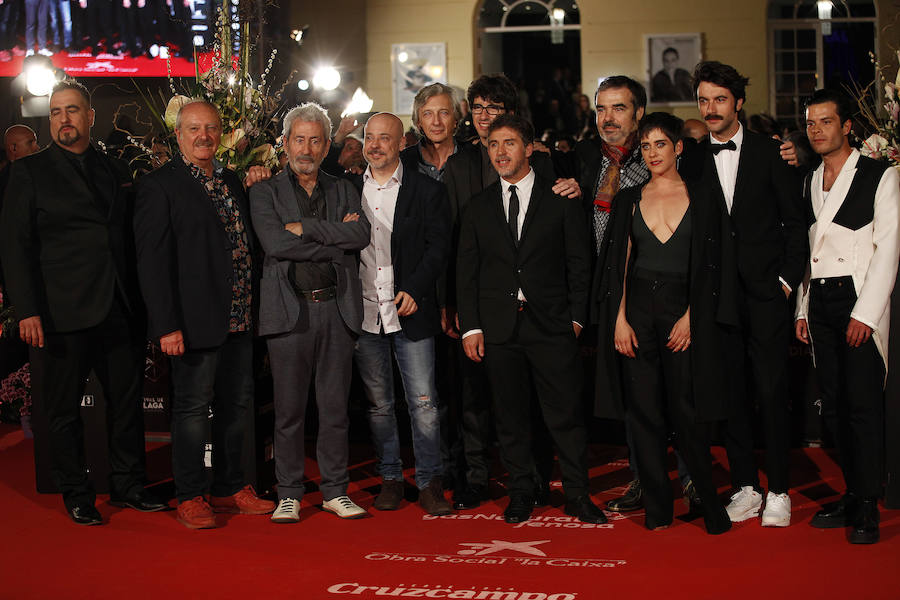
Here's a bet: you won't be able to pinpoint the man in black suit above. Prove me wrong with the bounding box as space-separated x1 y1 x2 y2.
134 100 274 529
354 112 452 516
688 61 807 527
0 80 165 524
456 113 605 525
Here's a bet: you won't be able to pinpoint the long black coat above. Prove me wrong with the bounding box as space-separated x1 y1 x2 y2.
592 181 732 422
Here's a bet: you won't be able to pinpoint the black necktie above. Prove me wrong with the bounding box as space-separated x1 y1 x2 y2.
507 185 519 244
709 140 737 155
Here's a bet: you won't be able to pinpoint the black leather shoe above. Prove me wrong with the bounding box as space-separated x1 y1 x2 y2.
606 479 642 512
110 489 169 512
504 495 534 524
565 494 608 524
68 504 103 525
453 484 488 510
682 479 703 515
533 481 551 507
849 499 879 545
810 494 856 529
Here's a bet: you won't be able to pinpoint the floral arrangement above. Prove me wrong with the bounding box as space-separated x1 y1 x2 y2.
135 0 290 179
853 51 900 169
0 363 31 423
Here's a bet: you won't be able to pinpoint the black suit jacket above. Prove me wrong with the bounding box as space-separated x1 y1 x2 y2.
682 130 807 302
133 158 255 350
456 174 591 344
0 143 140 333
388 165 451 341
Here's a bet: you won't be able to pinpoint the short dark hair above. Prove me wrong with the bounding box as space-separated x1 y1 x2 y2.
51 79 91 106
595 76 647 112
637 112 684 146
804 88 855 126
663 47 679 58
487 113 534 146
467 74 519 114
692 61 749 102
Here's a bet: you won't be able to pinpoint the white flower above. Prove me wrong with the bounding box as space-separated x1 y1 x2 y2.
860 134 889 159
250 143 276 166
164 95 193 130
219 128 246 151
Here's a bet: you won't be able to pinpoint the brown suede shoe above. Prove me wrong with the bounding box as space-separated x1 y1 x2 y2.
418 479 453 516
177 496 217 529
209 485 275 515
373 480 405 511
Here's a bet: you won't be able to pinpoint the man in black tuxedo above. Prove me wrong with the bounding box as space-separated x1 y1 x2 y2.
456 113 605 525
134 100 274 529
688 61 807 527
0 80 165 524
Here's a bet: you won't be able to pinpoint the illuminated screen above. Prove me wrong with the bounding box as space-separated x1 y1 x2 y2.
0 0 224 78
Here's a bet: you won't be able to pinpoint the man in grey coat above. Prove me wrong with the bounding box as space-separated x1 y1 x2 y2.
250 102 371 523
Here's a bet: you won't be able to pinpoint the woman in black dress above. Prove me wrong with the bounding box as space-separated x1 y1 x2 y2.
595 112 732 534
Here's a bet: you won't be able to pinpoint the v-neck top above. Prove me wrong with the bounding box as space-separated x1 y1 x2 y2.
631 199 691 275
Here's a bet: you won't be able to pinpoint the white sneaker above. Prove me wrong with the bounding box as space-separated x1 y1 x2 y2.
322 495 368 519
38 48 53 57
271 498 300 523
761 492 791 527
25 49 35 57
725 486 763 522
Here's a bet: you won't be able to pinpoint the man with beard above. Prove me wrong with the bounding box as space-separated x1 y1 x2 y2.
134 100 275 529
687 61 806 527
1 80 166 524
250 103 371 524
354 112 453 516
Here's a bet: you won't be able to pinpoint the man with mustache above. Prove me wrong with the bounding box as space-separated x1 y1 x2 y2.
354 112 453 515
250 103 371 524
134 100 275 529
687 61 807 527
1 80 166 524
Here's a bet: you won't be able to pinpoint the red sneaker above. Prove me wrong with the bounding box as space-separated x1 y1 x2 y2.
210 485 275 515
176 497 217 529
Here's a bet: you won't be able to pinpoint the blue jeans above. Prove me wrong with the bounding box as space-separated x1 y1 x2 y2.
49 0 72 48
355 330 441 490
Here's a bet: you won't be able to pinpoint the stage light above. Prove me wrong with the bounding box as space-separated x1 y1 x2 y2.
25 63 57 97
341 88 373 118
313 67 341 91
298 79 310 91
397 51 409 63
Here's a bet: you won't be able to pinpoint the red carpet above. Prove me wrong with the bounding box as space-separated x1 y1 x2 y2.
0 424 897 600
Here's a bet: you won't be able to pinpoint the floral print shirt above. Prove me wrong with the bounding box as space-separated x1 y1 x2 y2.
183 156 252 332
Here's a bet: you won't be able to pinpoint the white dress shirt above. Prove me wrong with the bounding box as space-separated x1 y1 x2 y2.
710 123 743 215
360 162 403 334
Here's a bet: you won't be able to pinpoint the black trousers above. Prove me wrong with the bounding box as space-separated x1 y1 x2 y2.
808 277 885 499
623 273 729 532
29 296 146 509
724 287 792 494
483 307 589 500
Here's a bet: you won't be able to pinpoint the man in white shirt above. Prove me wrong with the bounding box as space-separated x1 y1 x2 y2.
795 89 900 544
354 112 453 515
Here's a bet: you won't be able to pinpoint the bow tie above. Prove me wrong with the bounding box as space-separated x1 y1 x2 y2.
709 140 737 155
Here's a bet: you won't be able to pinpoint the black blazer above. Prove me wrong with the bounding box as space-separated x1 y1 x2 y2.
0 143 140 333
592 183 731 421
456 174 591 343
389 165 451 341
681 130 807 301
133 158 255 350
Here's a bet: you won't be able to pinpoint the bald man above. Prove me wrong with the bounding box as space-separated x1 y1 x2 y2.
353 112 453 516
682 119 708 142
1 126 39 231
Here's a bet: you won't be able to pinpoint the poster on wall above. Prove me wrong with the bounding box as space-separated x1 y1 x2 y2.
391 43 447 115
645 33 702 105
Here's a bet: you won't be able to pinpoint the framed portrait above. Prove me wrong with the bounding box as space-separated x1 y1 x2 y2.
391 43 447 115
644 33 702 106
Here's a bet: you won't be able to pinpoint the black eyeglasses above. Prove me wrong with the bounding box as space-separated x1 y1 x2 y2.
471 104 505 116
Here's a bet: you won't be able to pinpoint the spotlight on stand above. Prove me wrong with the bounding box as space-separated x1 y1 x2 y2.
297 79 310 91
313 66 341 91
12 55 65 117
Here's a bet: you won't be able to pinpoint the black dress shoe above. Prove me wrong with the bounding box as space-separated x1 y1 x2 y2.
564 494 607 524
110 489 169 512
504 495 534 524
606 479 643 512
453 484 488 510
533 482 551 507
849 499 879 545
810 494 856 529
682 479 703 515
68 504 103 525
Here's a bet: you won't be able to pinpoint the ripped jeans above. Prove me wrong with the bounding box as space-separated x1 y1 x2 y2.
355 330 442 489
